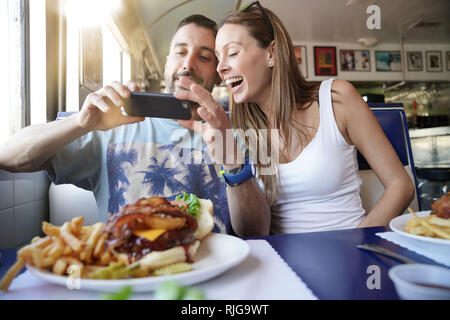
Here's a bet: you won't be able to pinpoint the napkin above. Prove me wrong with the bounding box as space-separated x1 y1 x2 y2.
0 240 317 300
199 239 317 300
376 232 450 267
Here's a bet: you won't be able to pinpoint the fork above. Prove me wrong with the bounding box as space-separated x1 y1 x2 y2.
357 243 417 264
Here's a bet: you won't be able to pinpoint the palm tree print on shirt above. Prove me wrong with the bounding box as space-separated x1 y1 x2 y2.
107 144 137 214
136 155 185 195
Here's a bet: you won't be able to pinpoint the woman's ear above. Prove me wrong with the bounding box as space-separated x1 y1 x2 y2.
267 40 275 68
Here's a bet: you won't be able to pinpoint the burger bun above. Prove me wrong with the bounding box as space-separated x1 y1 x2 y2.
194 199 214 240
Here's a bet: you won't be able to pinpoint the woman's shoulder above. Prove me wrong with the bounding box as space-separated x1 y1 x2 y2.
330 80 360 105
328 79 371 141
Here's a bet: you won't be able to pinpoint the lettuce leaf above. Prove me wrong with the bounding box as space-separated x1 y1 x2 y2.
175 192 200 217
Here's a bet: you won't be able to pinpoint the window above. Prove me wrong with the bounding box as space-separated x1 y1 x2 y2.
0 0 28 144
65 0 130 111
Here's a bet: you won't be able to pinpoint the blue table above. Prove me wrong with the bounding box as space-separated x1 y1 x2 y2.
0 226 444 299
251 226 444 300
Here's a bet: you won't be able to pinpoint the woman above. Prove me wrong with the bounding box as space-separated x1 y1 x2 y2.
175 2 415 236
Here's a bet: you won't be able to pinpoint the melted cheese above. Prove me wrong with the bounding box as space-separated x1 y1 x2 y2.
133 229 167 242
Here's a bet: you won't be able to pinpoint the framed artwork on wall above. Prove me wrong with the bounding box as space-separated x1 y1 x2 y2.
314 46 337 76
339 49 370 71
293 46 308 78
375 51 402 72
426 51 442 72
406 51 423 72
446 51 450 71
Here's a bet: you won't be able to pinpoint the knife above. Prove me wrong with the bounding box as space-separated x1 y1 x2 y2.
357 243 417 264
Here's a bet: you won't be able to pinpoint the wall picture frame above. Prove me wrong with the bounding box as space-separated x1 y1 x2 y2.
314 46 337 76
406 51 423 72
375 51 402 72
426 51 442 72
293 46 308 78
339 49 370 71
446 51 450 71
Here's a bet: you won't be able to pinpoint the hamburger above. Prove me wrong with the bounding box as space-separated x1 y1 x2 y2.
103 193 214 274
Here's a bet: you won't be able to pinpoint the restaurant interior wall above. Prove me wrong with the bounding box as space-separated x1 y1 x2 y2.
294 41 450 82
0 170 49 249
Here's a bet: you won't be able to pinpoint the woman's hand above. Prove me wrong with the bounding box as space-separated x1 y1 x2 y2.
77 81 145 132
175 77 242 168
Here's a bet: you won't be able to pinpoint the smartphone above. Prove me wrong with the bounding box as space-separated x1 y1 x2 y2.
123 92 192 120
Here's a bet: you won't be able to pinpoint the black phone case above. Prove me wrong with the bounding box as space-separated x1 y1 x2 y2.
123 92 192 120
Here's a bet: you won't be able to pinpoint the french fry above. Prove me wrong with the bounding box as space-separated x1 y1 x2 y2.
42 221 60 237
93 233 107 258
408 207 450 240
407 219 420 228
60 222 84 252
429 216 450 228
31 248 45 268
71 216 84 236
64 257 84 275
0 258 26 291
42 239 56 256
62 245 73 256
52 258 68 275
80 223 103 262
44 238 65 266
80 227 93 243
17 236 52 260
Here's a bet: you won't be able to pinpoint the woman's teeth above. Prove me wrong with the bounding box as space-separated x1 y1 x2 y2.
225 76 244 87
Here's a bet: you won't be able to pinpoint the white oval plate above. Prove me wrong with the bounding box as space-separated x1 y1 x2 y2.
27 233 249 292
389 211 450 246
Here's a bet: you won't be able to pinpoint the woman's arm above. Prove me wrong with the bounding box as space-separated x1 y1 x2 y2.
331 80 415 227
225 178 271 237
175 77 271 236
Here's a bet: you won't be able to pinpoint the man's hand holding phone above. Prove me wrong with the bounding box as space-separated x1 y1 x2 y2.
77 81 145 132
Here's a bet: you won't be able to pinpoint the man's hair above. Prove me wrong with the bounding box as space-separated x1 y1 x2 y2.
176 14 218 37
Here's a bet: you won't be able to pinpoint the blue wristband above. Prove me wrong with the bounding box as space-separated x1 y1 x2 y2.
220 157 254 187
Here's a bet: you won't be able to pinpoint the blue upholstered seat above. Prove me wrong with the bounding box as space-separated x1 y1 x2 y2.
358 103 420 213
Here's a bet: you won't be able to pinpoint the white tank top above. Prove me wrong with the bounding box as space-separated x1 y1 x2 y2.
270 79 365 234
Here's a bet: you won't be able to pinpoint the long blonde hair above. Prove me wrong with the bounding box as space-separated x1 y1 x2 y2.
220 7 319 205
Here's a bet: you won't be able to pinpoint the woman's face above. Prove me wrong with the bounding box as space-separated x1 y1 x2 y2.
215 23 273 106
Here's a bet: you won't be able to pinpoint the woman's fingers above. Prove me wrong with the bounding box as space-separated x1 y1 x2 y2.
175 77 229 129
124 80 140 93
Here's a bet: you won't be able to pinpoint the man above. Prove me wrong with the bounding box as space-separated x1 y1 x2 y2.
0 15 231 234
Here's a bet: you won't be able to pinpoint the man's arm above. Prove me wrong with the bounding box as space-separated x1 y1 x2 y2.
0 81 144 173
0 115 89 172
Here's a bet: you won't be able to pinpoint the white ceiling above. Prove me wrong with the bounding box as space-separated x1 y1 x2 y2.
135 0 450 75
259 0 450 44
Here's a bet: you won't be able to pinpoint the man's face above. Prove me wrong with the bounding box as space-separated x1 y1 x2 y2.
164 23 218 95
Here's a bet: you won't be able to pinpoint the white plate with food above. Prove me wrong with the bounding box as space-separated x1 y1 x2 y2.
26 232 249 292
389 211 450 246
0 195 248 293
